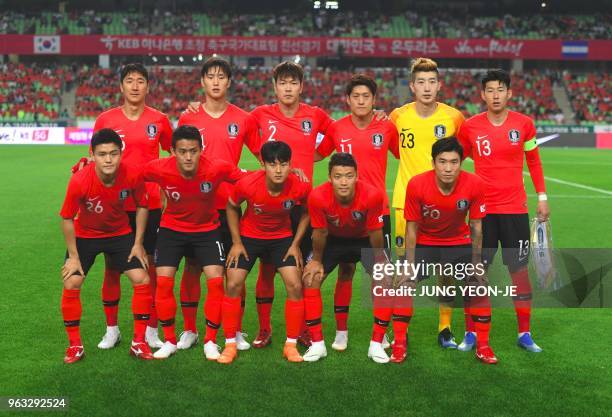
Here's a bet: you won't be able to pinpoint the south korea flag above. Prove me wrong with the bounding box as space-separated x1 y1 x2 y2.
34 36 61 54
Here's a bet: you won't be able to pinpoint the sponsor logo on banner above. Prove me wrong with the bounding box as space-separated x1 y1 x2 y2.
34 36 61 54
65 128 94 145
0 127 64 145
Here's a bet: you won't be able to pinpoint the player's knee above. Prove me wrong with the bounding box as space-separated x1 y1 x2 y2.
63 275 84 290
128 269 149 286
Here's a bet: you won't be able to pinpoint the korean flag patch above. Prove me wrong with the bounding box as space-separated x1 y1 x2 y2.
200 182 212 193
508 129 520 144
282 199 295 210
434 124 446 139
351 210 364 221
146 123 158 139
301 119 313 134
372 133 383 148
119 189 130 200
456 199 469 210
228 123 239 138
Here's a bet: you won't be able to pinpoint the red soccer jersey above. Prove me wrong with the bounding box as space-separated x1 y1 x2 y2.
250 103 333 181
404 170 486 245
93 106 172 211
142 155 246 233
457 111 545 214
231 171 311 239
178 104 261 210
317 115 399 215
308 181 384 239
60 163 147 239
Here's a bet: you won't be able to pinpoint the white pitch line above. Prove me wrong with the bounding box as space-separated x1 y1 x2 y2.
523 171 612 196
527 194 612 199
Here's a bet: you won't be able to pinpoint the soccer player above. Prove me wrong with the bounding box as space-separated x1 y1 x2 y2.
316 74 399 351
248 61 334 348
457 69 550 353
141 125 247 359
176 57 261 351
60 129 153 363
390 58 465 348
302 153 398 364
218 141 310 364
91 63 172 350
404 138 496 364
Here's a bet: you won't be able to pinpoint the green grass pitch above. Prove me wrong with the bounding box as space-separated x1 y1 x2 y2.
1 145 611 417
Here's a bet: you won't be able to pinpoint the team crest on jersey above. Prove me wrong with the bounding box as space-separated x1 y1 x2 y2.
119 189 130 200
282 199 295 210
372 133 384 148
508 129 521 144
200 182 213 193
434 124 446 139
351 210 364 221
146 124 158 139
456 199 469 210
227 123 239 138
301 119 313 134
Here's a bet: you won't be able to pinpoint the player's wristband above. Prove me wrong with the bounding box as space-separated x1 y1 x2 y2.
538 194 548 201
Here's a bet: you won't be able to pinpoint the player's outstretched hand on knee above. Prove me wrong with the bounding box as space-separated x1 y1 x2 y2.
226 243 249 269
128 243 149 270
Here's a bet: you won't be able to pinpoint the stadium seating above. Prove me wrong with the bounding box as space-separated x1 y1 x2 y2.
564 72 611 124
1 11 609 39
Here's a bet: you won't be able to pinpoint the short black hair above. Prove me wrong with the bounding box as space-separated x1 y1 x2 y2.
273 61 304 83
431 137 463 161
261 140 292 164
345 73 377 96
328 152 357 175
172 125 203 149
120 63 149 83
201 57 232 79
481 69 511 89
91 128 122 152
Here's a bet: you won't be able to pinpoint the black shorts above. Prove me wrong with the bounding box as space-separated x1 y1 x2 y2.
66 233 144 277
233 236 297 271
414 244 472 280
184 209 235 260
482 214 530 271
290 205 312 263
127 209 161 255
322 236 375 275
154 227 226 269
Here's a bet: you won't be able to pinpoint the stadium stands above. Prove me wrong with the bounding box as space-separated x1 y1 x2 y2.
1 11 610 39
564 72 611 124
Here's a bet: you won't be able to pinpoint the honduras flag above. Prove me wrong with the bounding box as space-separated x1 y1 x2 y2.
562 41 588 59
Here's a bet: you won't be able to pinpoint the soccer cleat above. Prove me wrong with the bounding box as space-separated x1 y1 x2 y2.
235 332 251 351
283 342 303 362
252 329 272 349
331 330 348 351
176 331 199 350
438 327 458 349
63 345 85 364
145 326 164 349
382 333 391 349
476 345 498 364
517 333 543 353
97 326 121 349
203 341 221 360
367 341 390 364
130 341 154 360
303 341 327 362
217 343 237 364
457 331 477 352
390 341 407 363
153 341 177 359
297 327 312 348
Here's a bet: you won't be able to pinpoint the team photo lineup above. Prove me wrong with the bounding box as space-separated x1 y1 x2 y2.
59 56 551 367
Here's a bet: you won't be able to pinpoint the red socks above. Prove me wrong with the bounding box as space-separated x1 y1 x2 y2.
101 269 121 326
510 267 532 333
471 306 492 348
372 307 392 343
303 288 323 342
285 299 305 340
255 262 275 333
61 288 82 346
334 279 352 331
180 269 201 333
392 306 413 344
204 277 224 343
221 295 241 340
156 276 177 344
132 283 152 343
147 265 158 328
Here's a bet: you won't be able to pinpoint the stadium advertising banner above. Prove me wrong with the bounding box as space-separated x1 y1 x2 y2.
1 35 611 60
0 127 64 145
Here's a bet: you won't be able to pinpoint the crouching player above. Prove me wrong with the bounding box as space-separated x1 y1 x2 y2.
302 153 397 363
218 141 310 364
142 125 247 359
60 128 153 363
404 138 496 364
